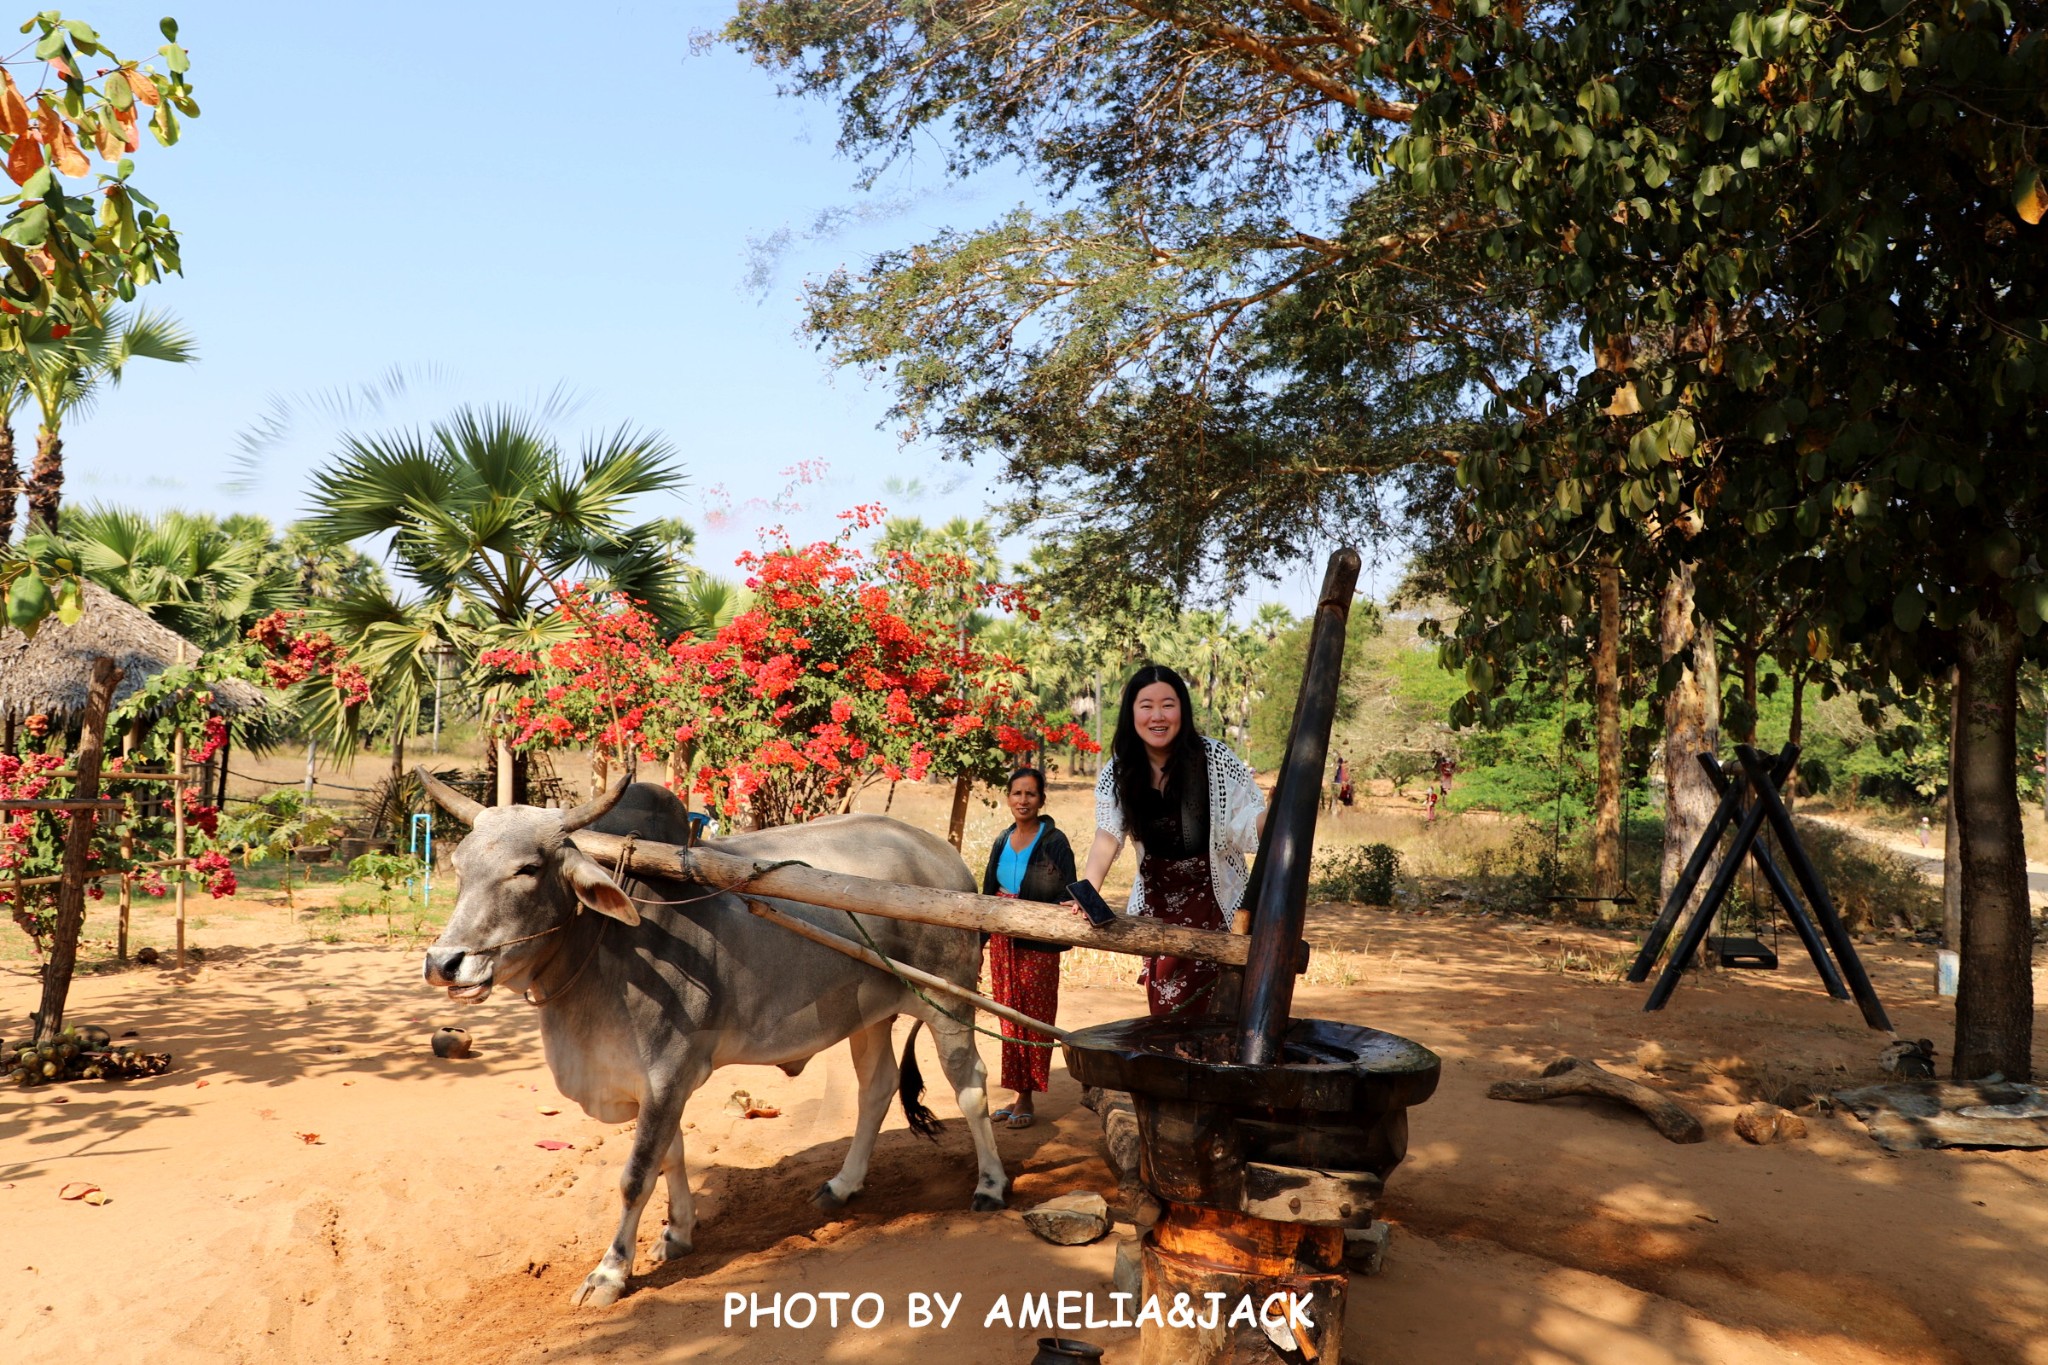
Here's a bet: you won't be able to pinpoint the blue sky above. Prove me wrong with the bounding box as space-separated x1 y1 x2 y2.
51 1 1359 614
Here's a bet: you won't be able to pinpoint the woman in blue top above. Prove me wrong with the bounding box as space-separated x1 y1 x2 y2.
978 766 1076 1129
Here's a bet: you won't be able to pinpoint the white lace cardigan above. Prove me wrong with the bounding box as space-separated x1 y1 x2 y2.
1093 737 1265 916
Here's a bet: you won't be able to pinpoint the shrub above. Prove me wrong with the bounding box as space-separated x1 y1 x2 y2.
1312 843 1401 905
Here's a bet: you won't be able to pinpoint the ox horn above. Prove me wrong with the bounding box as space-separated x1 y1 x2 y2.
558 772 631 833
414 766 486 825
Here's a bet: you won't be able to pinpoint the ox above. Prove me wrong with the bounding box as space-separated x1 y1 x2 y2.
417 772 1009 1307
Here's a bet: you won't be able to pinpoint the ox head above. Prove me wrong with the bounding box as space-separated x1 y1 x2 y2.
417 769 639 1001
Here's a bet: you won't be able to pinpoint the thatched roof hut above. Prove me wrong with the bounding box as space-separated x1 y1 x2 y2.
0 581 267 728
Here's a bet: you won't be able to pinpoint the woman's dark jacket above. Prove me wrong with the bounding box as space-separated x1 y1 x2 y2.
980 816 1078 955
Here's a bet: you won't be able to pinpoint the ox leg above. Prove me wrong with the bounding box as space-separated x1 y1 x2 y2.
923 1008 1009 1212
651 1126 695 1263
814 1018 897 1212
572 1057 707 1308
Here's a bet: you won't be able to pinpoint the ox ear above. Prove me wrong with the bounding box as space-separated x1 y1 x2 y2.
559 847 641 926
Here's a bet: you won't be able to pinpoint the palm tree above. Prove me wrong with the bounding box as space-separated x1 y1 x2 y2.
20 309 198 531
302 406 690 800
0 371 26 546
61 506 300 649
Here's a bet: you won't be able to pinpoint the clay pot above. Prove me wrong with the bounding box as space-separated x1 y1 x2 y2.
431 1027 472 1059
1031 1340 1103 1365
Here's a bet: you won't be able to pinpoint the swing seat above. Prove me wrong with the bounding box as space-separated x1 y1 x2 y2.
1708 936 1778 970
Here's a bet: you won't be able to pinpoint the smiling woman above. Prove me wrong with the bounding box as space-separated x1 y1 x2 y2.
1076 664 1264 1018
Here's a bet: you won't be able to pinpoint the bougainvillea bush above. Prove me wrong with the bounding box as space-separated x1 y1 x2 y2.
482 508 1095 828
2 661 244 956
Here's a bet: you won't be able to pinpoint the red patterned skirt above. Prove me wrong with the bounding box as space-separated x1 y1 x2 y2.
1137 853 1226 1017
988 931 1061 1094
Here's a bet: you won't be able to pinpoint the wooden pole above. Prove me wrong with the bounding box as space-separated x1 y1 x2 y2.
173 723 186 972
33 656 122 1044
744 899 1075 1043
567 827 1277 969
1237 549 1358 1066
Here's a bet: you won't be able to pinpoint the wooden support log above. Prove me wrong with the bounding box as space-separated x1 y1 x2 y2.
34 656 122 1044
1486 1056 1705 1144
569 829 1284 970
742 898 1075 1043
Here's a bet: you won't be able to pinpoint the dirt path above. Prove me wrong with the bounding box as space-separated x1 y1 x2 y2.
1805 812 2048 907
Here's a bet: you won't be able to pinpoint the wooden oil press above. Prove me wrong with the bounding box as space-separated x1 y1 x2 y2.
558 548 1436 1362
1059 550 1439 1363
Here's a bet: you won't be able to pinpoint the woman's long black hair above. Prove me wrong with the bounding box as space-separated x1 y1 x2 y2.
1111 663 1209 844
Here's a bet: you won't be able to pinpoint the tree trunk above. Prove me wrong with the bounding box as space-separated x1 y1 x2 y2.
389 730 407 836
215 731 232 808
303 738 317 794
1591 563 1623 898
1739 646 1759 745
1659 565 1721 924
946 773 972 850
34 656 121 1044
1789 665 1806 748
1951 620 2033 1081
24 427 63 532
1944 674 1963 953
0 420 19 545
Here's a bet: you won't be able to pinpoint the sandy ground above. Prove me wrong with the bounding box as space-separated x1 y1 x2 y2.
6 882 2048 1365
6 758 2048 1364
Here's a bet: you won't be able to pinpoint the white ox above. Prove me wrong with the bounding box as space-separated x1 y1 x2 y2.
417 772 1009 1307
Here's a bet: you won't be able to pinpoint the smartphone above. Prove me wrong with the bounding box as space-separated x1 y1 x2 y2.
1067 880 1119 928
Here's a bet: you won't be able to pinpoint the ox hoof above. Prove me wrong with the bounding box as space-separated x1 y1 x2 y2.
653 1228 693 1263
971 1192 1007 1213
571 1270 627 1308
812 1181 851 1212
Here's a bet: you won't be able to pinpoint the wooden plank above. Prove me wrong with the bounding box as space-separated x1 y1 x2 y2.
569 829 1272 969
1238 1161 1383 1228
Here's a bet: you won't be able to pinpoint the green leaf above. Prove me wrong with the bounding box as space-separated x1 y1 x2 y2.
6 570 50 632
105 71 132 110
20 166 50 199
160 42 189 74
54 579 82 626
34 27 64 60
2 203 51 246
160 16 179 40
1891 586 1924 632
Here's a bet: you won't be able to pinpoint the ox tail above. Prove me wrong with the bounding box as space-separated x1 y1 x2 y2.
898 1020 944 1141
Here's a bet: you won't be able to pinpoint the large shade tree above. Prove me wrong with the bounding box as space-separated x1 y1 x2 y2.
724 2 1566 602
1360 0 2048 1077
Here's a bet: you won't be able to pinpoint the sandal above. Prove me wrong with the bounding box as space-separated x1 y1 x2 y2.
990 1107 1016 1123
1005 1111 1036 1130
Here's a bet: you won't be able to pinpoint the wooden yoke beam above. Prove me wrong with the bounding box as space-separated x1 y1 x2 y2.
568 829 1292 971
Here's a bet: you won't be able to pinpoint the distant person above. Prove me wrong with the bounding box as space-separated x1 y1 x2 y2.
1335 753 1355 808
1074 664 1265 1017
980 766 1075 1129
1919 815 1931 849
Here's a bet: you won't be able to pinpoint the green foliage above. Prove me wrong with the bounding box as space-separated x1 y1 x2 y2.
297 405 692 755
1247 607 1380 770
345 852 418 892
1311 843 1400 906
222 789 344 909
1363 0 2048 717
59 506 298 648
725 4 1555 602
0 14 196 324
